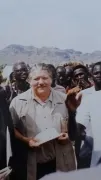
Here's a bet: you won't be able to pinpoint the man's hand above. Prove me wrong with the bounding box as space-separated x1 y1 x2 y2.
58 133 69 144
28 138 40 147
58 133 68 140
22 136 40 147
66 86 82 111
14 129 40 147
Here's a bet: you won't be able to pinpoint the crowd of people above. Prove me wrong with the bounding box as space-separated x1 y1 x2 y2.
0 60 101 180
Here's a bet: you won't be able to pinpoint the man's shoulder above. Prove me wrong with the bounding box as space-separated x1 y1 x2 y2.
52 88 67 101
10 89 31 105
81 86 95 96
54 84 66 93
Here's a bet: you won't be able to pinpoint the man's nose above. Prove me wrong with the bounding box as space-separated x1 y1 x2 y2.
60 76 63 80
22 71 26 75
97 72 101 77
78 75 82 79
38 78 44 84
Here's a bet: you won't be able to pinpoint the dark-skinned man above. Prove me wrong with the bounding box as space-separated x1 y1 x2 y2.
0 86 15 178
5 62 30 180
65 66 74 93
47 64 66 93
73 64 92 90
56 66 67 89
5 61 30 104
72 65 94 169
76 61 101 167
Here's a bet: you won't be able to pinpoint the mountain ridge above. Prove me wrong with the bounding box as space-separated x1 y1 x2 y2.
0 44 101 65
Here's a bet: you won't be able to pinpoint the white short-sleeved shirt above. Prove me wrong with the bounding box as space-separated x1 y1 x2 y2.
76 89 101 166
40 165 101 180
77 86 94 136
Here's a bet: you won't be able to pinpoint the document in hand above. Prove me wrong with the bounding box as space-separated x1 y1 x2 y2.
0 167 12 180
35 128 62 145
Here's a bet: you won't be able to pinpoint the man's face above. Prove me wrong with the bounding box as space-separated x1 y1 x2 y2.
56 68 66 86
93 64 101 84
65 67 72 86
14 64 28 81
30 70 52 96
73 68 86 85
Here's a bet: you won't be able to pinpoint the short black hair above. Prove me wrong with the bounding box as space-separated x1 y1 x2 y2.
13 61 27 71
92 61 101 73
47 64 56 79
56 66 66 73
73 64 89 74
65 66 73 73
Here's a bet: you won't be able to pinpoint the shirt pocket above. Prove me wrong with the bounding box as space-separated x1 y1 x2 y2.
52 113 68 133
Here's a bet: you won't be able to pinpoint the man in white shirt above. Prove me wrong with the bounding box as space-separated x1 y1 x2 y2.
76 61 101 167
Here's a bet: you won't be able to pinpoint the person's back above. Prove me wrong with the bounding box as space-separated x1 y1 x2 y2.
40 165 101 180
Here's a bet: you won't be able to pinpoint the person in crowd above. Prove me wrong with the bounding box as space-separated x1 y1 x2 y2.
73 64 92 90
4 62 30 179
0 71 3 84
47 64 66 93
9 63 81 180
40 165 101 180
56 66 67 88
5 61 30 104
65 66 74 92
9 72 16 84
88 65 93 85
74 65 94 169
76 61 101 167
0 85 15 173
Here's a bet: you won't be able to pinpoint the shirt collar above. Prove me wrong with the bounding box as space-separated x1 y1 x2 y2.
31 88 53 103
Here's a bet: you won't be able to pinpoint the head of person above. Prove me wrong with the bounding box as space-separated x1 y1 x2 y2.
9 72 15 84
88 65 93 75
65 66 73 87
56 66 66 87
13 62 28 82
73 64 90 89
29 63 52 99
47 64 56 87
0 71 3 84
92 61 101 89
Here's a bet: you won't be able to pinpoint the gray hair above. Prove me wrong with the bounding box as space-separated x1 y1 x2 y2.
29 63 53 81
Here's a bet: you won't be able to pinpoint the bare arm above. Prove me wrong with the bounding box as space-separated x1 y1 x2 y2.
14 128 29 144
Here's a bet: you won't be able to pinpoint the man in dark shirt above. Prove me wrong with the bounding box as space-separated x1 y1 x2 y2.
5 62 30 103
0 86 15 170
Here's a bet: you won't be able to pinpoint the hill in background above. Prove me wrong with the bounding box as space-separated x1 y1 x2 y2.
0 44 101 65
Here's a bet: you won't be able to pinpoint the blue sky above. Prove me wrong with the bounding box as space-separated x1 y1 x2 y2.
0 0 101 52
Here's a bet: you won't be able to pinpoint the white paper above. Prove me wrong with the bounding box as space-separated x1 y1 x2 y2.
6 127 12 166
35 128 62 145
0 167 12 179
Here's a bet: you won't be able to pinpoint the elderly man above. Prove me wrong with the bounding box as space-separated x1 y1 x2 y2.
9 63 80 180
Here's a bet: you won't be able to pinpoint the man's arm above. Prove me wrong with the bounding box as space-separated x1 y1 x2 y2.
68 109 77 141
